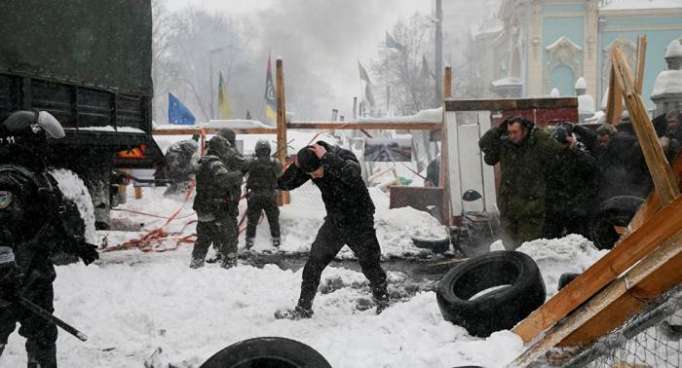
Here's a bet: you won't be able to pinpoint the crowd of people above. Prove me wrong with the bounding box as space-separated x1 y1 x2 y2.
189 128 389 319
479 111 682 250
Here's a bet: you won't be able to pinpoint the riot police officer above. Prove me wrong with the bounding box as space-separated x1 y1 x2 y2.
0 110 99 368
244 140 282 249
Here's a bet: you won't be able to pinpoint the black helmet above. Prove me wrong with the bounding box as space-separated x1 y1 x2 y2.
255 140 271 157
2 110 65 139
297 146 321 173
218 128 237 145
206 135 231 161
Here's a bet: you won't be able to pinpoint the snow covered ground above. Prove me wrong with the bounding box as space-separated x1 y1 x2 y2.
1 184 607 367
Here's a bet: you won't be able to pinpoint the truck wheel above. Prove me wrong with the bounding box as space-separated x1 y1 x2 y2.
590 196 644 250
199 337 332 368
436 251 546 337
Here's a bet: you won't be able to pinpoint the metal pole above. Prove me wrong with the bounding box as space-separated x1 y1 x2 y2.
435 0 444 105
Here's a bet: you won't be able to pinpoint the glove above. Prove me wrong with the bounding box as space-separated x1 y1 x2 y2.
0 247 21 303
77 242 99 266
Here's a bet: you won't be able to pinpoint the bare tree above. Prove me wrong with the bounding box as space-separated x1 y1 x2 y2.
371 13 436 115
152 2 255 123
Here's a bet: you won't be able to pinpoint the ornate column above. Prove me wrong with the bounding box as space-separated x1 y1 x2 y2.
583 0 600 97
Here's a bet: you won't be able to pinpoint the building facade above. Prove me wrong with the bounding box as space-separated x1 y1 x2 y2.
467 0 682 106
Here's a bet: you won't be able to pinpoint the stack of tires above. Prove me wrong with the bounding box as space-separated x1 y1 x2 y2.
436 251 546 337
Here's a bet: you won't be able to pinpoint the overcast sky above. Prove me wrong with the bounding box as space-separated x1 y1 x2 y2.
164 0 435 119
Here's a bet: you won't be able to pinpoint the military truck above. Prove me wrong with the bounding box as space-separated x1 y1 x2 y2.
0 0 162 228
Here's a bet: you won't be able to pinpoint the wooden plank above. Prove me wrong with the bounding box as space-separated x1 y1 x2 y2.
635 35 648 95
561 247 682 347
606 66 624 125
625 153 682 235
444 97 578 112
612 46 680 204
276 58 290 205
440 66 453 225
509 198 682 366
153 127 278 135
513 194 682 343
286 121 440 130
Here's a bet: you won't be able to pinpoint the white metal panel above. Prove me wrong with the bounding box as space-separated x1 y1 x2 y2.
458 123 485 213
445 110 462 216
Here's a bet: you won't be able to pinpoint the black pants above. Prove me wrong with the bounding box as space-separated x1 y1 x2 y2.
0 276 58 368
544 209 591 239
297 219 388 310
246 192 280 239
193 216 237 260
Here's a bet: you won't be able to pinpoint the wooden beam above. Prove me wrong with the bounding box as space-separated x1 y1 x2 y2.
612 46 680 204
510 197 682 366
286 121 440 130
635 35 648 95
276 58 290 205
153 127 277 135
440 66 453 225
605 66 624 125
561 240 682 347
625 153 682 235
444 97 577 112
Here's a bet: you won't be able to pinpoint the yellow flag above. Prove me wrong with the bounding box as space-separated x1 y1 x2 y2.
218 72 232 119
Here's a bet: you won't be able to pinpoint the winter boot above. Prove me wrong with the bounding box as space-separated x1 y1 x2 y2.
206 253 224 264
274 305 314 320
245 238 255 250
189 257 205 269
272 237 281 248
375 296 390 315
221 253 238 269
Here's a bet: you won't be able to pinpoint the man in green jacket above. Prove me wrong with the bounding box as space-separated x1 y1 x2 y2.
479 116 565 250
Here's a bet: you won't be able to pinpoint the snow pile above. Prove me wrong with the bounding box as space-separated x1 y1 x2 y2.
2 254 524 367
516 235 607 296
49 169 97 244
651 70 682 98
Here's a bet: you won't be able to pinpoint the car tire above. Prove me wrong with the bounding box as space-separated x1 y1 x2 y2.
436 251 546 337
412 237 451 254
200 337 332 368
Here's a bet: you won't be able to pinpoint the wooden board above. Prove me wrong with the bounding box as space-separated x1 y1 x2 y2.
444 97 577 112
286 121 440 130
153 127 278 135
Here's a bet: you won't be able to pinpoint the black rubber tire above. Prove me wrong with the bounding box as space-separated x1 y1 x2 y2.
200 337 332 368
436 251 546 337
412 237 451 254
590 195 644 250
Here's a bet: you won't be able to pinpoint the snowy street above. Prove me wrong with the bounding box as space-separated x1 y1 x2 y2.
2 185 605 367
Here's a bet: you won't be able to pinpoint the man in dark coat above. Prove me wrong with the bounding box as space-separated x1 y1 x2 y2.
244 140 282 249
191 135 242 269
275 142 389 319
544 124 599 239
479 116 565 249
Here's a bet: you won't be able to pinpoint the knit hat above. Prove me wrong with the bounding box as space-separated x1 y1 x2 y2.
297 147 321 173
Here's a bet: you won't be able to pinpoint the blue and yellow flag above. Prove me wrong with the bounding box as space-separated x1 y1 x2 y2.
218 71 232 119
264 54 277 123
168 93 196 125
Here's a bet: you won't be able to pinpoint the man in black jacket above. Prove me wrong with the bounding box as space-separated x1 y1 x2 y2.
275 142 388 319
